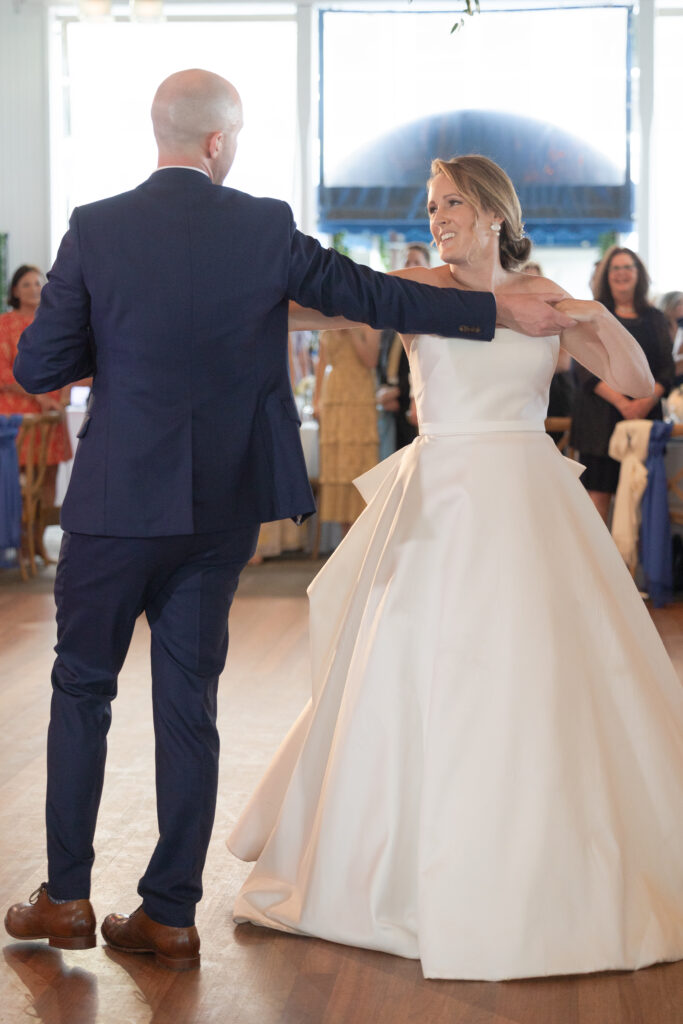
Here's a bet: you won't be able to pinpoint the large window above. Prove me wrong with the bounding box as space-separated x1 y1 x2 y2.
43 1 680 294
49 13 297 249
319 5 632 246
652 9 683 290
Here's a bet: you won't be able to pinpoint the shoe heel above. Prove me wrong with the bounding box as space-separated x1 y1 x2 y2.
154 951 200 971
49 934 97 950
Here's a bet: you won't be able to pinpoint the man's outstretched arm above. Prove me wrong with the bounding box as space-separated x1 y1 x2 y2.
287 229 496 342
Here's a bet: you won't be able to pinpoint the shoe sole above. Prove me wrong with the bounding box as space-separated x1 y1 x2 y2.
102 932 200 971
49 934 97 950
154 951 200 971
5 924 96 950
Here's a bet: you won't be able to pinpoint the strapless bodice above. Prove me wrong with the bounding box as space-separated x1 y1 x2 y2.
411 330 559 434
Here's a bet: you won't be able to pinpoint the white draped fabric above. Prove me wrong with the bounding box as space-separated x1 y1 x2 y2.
229 330 683 981
608 418 653 571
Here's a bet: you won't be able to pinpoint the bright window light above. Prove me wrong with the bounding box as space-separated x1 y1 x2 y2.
53 18 297 242
322 8 628 187
652 14 683 291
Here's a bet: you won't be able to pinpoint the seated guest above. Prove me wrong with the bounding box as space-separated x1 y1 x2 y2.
658 291 683 343
0 266 72 534
658 291 683 383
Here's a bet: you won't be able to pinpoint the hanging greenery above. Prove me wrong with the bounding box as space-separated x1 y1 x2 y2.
451 0 481 34
407 0 481 35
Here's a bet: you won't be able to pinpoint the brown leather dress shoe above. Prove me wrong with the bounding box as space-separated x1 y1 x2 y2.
5 883 96 950
101 907 200 971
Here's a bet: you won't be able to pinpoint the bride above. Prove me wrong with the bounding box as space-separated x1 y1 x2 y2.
228 155 683 981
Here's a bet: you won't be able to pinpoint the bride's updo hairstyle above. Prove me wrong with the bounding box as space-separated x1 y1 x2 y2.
430 155 532 270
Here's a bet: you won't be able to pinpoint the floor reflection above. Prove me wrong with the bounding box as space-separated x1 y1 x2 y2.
4 945 98 1024
102 946 202 1024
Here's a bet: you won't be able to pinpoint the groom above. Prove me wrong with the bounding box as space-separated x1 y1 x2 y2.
4 69 572 970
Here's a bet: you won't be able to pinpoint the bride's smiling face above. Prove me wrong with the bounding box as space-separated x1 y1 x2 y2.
427 173 498 266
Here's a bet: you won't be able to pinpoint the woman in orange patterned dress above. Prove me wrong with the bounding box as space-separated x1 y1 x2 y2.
0 265 71 514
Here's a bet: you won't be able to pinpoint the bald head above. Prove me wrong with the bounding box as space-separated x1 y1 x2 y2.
152 69 243 182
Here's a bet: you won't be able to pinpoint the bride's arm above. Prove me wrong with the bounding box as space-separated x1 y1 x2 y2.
553 298 654 398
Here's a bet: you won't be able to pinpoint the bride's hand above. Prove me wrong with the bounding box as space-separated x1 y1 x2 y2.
553 298 605 323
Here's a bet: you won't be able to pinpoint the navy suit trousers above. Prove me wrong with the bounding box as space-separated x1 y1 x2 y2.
47 526 258 927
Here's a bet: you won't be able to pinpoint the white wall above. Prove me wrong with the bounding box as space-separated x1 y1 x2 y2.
0 0 51 283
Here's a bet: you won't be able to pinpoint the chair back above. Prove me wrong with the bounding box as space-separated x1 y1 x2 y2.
544 416 576 458
14 411 62 578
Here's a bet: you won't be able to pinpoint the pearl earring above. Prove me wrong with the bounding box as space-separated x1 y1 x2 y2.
491 222 501 234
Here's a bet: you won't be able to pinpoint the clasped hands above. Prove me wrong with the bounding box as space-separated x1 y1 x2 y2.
495 291 580 338
615 394 658 421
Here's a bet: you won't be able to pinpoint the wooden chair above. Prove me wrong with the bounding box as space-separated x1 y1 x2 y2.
544 416 576 458
15 411 62 578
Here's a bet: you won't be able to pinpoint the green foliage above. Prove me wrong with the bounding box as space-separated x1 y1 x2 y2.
377 234 390 271
331 231 352 259
597 231 617 256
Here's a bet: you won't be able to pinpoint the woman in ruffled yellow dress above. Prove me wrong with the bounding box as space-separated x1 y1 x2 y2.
314 325 380 536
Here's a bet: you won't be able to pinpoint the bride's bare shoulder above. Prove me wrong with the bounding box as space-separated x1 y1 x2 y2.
505 271 571 299
389 265 450 287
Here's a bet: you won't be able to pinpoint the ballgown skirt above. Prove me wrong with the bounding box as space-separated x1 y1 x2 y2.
229 426 683 981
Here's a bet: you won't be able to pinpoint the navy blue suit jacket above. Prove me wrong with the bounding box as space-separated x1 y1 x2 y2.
15 169 496 537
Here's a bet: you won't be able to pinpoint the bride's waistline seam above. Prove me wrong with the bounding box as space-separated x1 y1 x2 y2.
419 421 547 437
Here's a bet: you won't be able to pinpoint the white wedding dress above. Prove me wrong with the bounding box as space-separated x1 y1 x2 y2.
228 330 683 981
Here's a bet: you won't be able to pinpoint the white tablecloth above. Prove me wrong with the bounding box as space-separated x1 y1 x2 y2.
55 406 86 507
300 419 319 479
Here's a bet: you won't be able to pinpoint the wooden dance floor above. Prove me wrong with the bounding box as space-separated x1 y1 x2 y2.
1 544 682 1024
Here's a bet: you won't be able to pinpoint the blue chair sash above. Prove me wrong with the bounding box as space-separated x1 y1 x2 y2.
640 419 674 607
0 414 23 563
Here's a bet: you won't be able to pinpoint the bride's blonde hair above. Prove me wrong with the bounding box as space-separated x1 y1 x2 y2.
430 155 531 270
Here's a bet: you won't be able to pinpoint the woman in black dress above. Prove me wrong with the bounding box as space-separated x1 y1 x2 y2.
570 246 674 522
